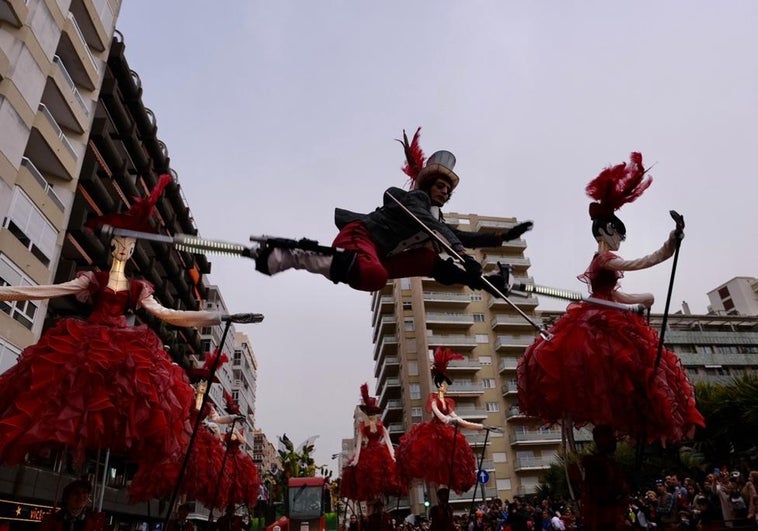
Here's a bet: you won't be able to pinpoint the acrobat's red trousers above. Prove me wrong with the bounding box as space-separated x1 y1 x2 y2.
332 221 437 292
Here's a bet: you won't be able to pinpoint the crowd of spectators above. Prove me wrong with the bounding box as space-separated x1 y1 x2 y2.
346 466 758 531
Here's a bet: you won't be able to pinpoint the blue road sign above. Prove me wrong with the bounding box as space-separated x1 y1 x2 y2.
477 469 490 484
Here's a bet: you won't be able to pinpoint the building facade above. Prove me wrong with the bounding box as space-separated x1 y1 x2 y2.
370 212 579 514
707 276 758 316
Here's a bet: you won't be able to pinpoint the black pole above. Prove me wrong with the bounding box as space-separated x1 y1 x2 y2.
447 422 460 489
209 419 240 523
469 429 491 515
654 211 685 371
164 318 235 528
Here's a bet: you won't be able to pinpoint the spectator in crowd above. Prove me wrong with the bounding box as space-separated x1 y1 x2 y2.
743 470 758 524
40 479 105 531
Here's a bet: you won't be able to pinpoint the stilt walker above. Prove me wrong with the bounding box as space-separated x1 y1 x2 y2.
341 383 405 503
0 175 224 472
396 348 497 494
514 153 705 530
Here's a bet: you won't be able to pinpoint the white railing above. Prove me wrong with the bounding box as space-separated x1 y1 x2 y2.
21 157 64 212
38 103 76 158
53 55 89 116
67 13 97 71
426 312 475 323
427 334 477 346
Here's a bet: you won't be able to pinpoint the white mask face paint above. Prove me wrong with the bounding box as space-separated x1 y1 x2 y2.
111 236 136 261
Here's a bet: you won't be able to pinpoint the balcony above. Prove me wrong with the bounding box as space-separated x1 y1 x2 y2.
371 293 394 316
372 316 397 343
387 423 405 435
59 13 98 89
494 335 534 351
454 406 488 421
473 219 515 232
489 294 539 312
376 356 399 385
426 334 478 350
372 333 398 362
505 407 532 421
447 358 482 372
44 55 89 133
491 313 541 329
423 291 472 307
513 456 556 472
26 104 77 180
464 432 490 446
446 383 484 397
510 429 561 444
69 0 111 51
501 381 518 396
378 377 401 406
498 357 520 373
425 312 475 329
0 0 28 27
20 158 66 221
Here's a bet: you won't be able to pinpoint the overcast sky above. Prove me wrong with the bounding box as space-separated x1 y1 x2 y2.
116 1 757 472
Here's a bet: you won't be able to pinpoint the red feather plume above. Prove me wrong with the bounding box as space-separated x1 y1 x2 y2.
586 152 652 219
360 383 371 405
432 347 464 376
224 390 240 414
397 127 425 183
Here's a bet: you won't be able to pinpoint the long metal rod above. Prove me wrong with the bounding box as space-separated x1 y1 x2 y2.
654 212 685 370
512 284 645 313
469 428 491 515
164 319 235 528
97 449 110 512
384 191 551 339
209 418 240 521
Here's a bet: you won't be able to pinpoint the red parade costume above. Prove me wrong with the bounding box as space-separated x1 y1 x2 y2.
395 349 482 494
517 153 704 444
341 384 404 501
0 270 199 464
0 175 221 466
395 394 476 494
220 433 260 508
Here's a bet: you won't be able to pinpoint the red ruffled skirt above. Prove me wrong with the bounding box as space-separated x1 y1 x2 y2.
221 444 260 508
0 318 194 465
340 465 358 499
517 302 705 443
395 420 476 494
129 424 228 507
347 442 405 500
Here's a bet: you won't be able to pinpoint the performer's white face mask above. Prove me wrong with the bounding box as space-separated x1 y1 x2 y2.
111 236 136 261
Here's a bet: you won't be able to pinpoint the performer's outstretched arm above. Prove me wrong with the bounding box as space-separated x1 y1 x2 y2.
381 425 395 460
0 275 90 301
139 290 221 327
604 230 680 272
349 426 364 466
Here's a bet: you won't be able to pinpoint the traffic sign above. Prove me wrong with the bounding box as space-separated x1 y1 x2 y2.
477 470 490 484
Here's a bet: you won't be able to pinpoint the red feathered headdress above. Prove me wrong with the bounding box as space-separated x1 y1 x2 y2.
586 152 652 220
397 127 460 192
85 174 173 233
358 383 382 415
187 350 229 383
431 347 464 386
224 389 240 415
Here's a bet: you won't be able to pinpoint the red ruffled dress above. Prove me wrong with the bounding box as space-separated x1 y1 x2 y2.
341 420 405 501
395 394 476 494
517 252 705 443
0 271 194 465
220 435 260 508
129 406 228 507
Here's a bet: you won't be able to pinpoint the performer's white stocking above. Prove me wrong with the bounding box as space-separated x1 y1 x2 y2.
265 248 333 279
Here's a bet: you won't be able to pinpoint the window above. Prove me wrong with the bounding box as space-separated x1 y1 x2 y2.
201 327 212 335
485 401 499 412
475 334 489 344
0 337 21 374
473 313 485 322
479 356 492 366
400 278 411 290
407 361 419 376
404 318 415 332
493 452 507 463
402 302 412 311
411 407 423 423
718 286 730 298
200 339 212 353
723 298 735 311
482 378 496 389
406 339 417 353
496 479 511 491
233 349 242 364
3 188 58 266
409 383 421 400
470 293 482 301
0 254 40 330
